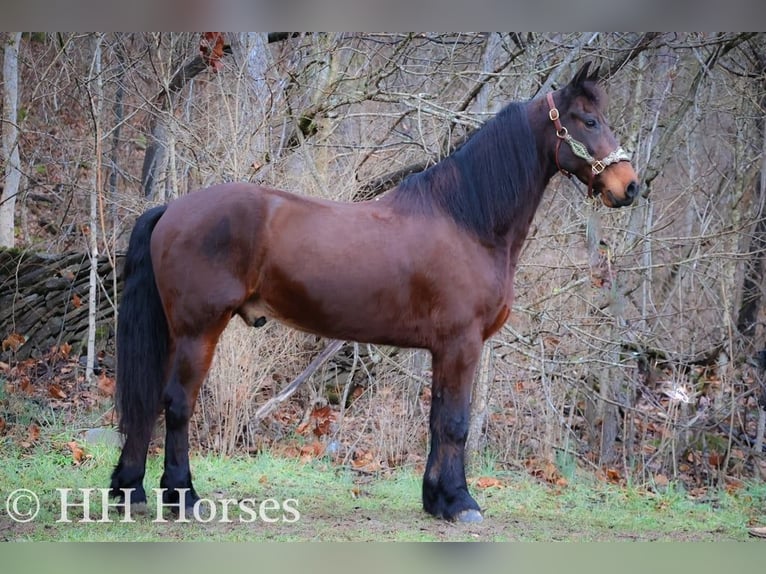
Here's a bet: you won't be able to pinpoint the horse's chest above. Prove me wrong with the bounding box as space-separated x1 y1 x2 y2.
482 304 511 340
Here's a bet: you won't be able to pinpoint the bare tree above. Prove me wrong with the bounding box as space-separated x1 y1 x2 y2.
85 33 103 382
736 41 766 351
140 33 231 199
4 32 766 483
1 32 22 248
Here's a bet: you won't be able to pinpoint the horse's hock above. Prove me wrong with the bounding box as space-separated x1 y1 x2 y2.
0 248 125 361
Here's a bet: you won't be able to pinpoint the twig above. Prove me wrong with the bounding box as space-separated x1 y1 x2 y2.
253 338 344 422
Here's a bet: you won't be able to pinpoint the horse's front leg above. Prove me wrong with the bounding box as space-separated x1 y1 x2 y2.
422 337 483 523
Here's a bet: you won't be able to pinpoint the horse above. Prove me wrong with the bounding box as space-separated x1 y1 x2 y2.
110 62 639 523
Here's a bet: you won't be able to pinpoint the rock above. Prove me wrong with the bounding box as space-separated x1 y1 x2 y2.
83 427 124 447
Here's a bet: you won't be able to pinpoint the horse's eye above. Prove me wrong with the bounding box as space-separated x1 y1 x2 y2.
585 119 598 129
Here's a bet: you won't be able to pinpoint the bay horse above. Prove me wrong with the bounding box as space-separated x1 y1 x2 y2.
111 62 638 523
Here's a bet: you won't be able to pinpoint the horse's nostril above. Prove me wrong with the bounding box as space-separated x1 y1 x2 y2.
626 180 638 199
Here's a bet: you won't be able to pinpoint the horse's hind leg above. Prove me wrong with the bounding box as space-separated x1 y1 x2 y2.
422 337 483 522
111 415 156 509
159 328 225 511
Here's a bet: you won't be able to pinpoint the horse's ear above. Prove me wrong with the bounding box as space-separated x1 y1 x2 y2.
570 62 595 89
587 63 601 83
565 62 604 100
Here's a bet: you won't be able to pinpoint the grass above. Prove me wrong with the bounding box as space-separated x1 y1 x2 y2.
1 433 764 542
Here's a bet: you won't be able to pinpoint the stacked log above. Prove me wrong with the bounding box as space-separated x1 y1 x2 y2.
0 248 124 360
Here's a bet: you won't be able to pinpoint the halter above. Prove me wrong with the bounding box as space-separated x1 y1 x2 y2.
546 92 631 197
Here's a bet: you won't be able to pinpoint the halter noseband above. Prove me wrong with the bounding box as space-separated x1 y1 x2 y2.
546 92 631 197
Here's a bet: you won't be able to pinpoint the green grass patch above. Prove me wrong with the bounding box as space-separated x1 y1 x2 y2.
0 435 763 541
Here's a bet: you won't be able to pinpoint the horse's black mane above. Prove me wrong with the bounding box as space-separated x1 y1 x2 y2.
390 101 543 242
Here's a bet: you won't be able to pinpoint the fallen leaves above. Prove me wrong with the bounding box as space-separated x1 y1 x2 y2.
96 373 116 397
653 473 669 488
351 450 382 472
472 476 505 489
592 467 627 486
19 423 40 448
48 383 67 399
526 458 568 487
2 332 25 352
66 440 87 465
299 440 325 463
296 405 335 438
272 439 327 464
0 344 116 448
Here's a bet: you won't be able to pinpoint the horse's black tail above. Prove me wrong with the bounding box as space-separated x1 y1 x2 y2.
116 205 169 438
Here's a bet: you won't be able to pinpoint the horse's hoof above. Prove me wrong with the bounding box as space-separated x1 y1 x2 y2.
455 509 483 523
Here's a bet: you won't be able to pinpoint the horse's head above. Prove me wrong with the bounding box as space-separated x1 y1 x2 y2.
547 62 639 208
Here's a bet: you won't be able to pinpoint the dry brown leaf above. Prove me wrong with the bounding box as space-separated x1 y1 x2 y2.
97 375 116 396
48 383 67 399
20 423 40 448
542 462 560 483
299 441 324 458
200 32 226 71
653 473 669 487
475 476 504 489
67 441 85 465
2 332 25 352
351 450 381 472
71 294 82 308
19 378 32 394
525 458 562 484
689 487 708 499
313 418 332 437
276 444 301 458
725 478 744 495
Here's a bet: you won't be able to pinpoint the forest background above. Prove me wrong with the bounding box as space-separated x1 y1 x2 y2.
1 32 765 491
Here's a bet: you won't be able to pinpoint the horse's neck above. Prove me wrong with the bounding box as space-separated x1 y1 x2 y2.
493 167 556 288
495 98 562 258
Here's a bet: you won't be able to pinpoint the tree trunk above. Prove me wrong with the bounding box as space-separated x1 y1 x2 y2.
86 33 103 382
244 32 279 169
1 32 22 248
736 72 766 346
586 211 623 466
466 344 494 468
